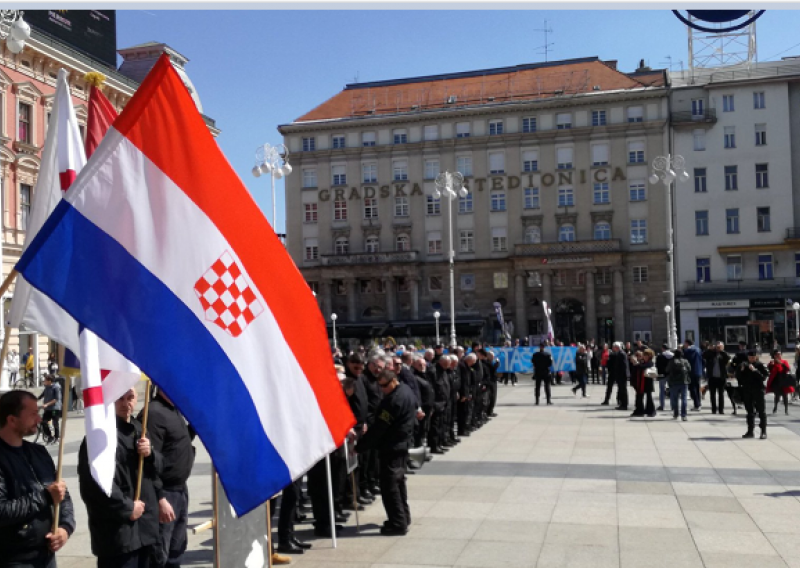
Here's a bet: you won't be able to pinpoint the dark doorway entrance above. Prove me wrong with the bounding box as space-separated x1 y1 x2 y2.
553 298 586 344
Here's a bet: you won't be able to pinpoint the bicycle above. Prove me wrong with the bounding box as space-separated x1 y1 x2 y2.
13 369 41 390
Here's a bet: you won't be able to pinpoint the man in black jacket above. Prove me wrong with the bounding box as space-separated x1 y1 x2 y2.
531 343 553 405
703 342 731 415
137 389 195 567
457 355 476 435
428 356 451 454
0 390 75 568
737 350 769 439
344 354 372 506
79 388 163 568
359 354 386 499
357 369 416 536
601 342 630 410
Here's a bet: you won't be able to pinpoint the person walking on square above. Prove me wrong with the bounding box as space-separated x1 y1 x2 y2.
655 344 673 412
738 350 768 439
631 349 656 417
703 342 731 414
601 343 630 410
683 340 704 411
667 349 691 421
531 343 553 405
766 349 793 415
572 345 589 398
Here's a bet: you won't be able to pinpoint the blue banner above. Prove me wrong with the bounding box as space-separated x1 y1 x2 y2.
486 346 577 373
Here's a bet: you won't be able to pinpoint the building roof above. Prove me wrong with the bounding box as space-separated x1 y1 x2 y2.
294 57 665 123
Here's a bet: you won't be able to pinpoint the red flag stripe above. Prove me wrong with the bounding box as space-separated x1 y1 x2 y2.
83 385 104 408
59 169 76 191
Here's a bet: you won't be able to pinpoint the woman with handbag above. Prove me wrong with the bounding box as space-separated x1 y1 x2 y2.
767 349 794 415
631 349 657 418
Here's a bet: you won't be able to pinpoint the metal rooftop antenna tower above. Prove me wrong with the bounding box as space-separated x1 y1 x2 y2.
533 19 554 62
687 10 757 76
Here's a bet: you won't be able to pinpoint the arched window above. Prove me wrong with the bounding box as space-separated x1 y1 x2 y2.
524 225 542 244
558 224 575 242
396 234 410 252
334 236 349 255
365 236 379 253
594 222 611 241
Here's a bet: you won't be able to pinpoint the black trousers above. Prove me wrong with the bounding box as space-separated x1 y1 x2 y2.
97 548 151 568
457 399 469 434
708 380 725 413
486 382 498 415
278 481 299 543
307 457 331 528
379 450 410 531
472 390 484 426
535 375 551 403
743 390 767 432
428 407 444 449
153 487 189 568
634 391 655 415
6 552 56 568
42 409 60 439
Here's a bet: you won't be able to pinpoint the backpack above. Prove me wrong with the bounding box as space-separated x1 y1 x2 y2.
669 360 690 385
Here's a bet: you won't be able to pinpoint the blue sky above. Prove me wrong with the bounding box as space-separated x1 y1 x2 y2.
115 9 800 233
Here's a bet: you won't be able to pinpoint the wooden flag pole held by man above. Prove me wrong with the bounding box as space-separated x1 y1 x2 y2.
0 269 18 379
134 380 152 501
52 375 72 532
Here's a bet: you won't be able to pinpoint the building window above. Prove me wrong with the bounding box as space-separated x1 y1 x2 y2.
426 195 441 215
392 160 408 181
427 231 442 255
753 91 765 109
628 141 645 163
334 237 349 255
593 182 610 204
695 211 709 236
596 268 612 285
556 147 573 170
722 94 735 112
363 197 378 219
757 207 771 232
558 224 575 242
429 276 443 292
756 163 769 188
758 254 774 280
522 150 539 172
523 187 540 209
556 113 572 129
489 151 505 174
627 106 643 123
459 192 473 213
488 119 504 136
334 199 347 221
631 219 647 244
693 129 706 151
332 165 346 186
460 230 474 252
456 122 470 138
308 281 319 295
397 277 410 292
375 279 386 295
691 98 704 116
633 266 649 283
796 253 800 278
393 129 408 144
362 162 377 183
304 203 318 223
591 144 609 166
554 270 567 286
335 280 347 295
694 168 707 193
424 159 440 180
629 180 646 201
522 117 537 133
394 196 409 217
332 134 345 149
359 279 373 294
457 155 472 177
302 168 317 188
491 227 508 252
524 225 541 244
304 238 319 261
591 110 607 126
755 123 767 146
460 273 476 290
558 186 574 207
18 102 32 143
423 125 438 141
302 137 316 152
362 132 376 147
727 255 742 281
395 234 410 252
491 191 507 211
594 222 611 241
725 165 738 190
696 258 711 283
724 126 736 149
365 236 379 253
20 183 30 230
726 208 739 234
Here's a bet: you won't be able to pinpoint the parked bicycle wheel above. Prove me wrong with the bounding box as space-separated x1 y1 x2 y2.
13 377 31 390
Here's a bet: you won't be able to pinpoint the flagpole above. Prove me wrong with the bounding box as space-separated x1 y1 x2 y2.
0 270 18 385
134 380 152 501
212 470 221 568
51 375 71 532
266 500 274 568
325 454 337 548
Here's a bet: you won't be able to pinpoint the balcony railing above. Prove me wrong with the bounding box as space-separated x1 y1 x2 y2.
320 250 418 266
515 239 621 257
683 278 800 294
787 227 800 240
671 109 717 124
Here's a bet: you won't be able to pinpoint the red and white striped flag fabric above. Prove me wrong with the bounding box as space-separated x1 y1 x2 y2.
7 69 139 494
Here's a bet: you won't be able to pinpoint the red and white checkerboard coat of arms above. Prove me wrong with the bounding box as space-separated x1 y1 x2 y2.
194 252 264 337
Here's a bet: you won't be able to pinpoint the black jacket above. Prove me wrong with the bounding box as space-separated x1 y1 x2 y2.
399 366 422 407
345 369 368 427
531 351 553 378
433 363 451 411
703 350 731 380
0 438 76 563
458 361 474 397
607 350 631 383
414 369 435 410
137 396 195 493
357 383 417 453
737 360 768 392
362 367 383 425
78 416 163 558
575 352 589 375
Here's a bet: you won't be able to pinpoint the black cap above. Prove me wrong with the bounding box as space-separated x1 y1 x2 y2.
435 344 444 349
747 349 758 356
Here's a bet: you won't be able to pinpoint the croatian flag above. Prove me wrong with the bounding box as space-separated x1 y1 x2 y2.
7 69 140 495
17 55 355 515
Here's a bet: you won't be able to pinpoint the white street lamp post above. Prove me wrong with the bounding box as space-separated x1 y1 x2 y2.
433 311 441 345
252 143 292 232
330 313 338 350
793 302 799 347
0 11 31 54
434 171 468 349
650 154 689 350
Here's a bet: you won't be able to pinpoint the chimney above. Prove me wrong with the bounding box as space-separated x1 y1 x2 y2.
601 60 618 71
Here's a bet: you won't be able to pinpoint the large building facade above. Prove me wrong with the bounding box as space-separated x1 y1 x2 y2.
281 57 673 346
